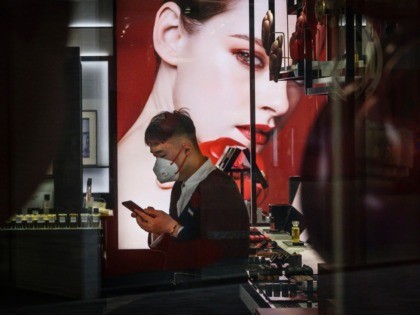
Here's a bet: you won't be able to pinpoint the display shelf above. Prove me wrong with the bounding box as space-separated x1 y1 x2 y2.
1 229 102 299
268 0 371 96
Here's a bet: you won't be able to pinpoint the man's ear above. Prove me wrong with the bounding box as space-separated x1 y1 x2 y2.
181 143 193 156
153 2 184 67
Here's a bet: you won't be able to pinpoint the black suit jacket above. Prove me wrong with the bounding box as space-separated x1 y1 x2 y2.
150 168 249 274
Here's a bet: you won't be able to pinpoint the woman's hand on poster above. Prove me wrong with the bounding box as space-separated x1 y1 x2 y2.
131 207 178 235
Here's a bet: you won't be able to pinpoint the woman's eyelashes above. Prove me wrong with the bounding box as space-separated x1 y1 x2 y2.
232 49 266 69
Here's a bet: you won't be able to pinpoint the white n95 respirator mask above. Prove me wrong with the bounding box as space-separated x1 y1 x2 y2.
152 146 189 183
153 158 180 183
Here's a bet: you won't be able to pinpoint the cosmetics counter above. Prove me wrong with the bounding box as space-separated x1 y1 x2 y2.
241 226 324 315
0 210 110 299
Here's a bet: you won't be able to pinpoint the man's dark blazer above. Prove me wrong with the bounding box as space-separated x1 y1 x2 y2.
149 168 250 274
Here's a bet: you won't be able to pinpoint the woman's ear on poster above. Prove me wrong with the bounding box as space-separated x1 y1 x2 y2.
153 2 185 67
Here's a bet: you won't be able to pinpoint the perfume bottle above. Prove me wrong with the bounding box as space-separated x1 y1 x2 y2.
84 178 94 211
43 194 52 214
48 213 57 228
58 213 68 228
80 208 90 228
291 221 300 244
69 213 78 228
91 208 101 228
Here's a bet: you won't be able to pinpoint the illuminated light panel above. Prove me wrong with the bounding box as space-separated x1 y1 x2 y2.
81 61 110 168
80 52 111 57
69 23 113 28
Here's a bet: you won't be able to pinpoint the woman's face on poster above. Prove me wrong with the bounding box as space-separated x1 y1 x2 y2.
171 0 303 152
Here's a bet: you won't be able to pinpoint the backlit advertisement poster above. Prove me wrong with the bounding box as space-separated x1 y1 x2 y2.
117 0 324 250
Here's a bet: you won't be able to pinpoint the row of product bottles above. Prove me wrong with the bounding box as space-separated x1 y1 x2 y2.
2 208 101 230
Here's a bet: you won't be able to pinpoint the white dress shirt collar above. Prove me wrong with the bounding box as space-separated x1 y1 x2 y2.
176 158 215 216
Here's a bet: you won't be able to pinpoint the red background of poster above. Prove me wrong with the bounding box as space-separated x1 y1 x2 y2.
117 1 160 141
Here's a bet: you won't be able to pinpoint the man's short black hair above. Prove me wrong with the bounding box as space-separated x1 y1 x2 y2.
145 108 199 147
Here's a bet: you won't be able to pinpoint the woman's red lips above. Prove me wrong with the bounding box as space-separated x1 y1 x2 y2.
236 125 274 145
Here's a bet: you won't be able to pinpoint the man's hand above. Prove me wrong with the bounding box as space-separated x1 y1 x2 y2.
131 207 178 235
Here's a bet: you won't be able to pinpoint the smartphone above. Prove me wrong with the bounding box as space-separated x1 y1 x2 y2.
122 200 145 213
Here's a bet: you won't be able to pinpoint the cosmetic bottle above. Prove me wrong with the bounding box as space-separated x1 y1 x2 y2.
91 208 101 228
15 214 23 229
26 212 34 229
80 209 90 228
37 212 46 228
48 213 57 228
32 209 39 229
43 194 52 214
291 221 300 244
69 213 78 228
84 178 94 211
58 213 67 228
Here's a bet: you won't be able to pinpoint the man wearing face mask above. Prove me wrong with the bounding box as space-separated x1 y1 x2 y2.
131 109 250 278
